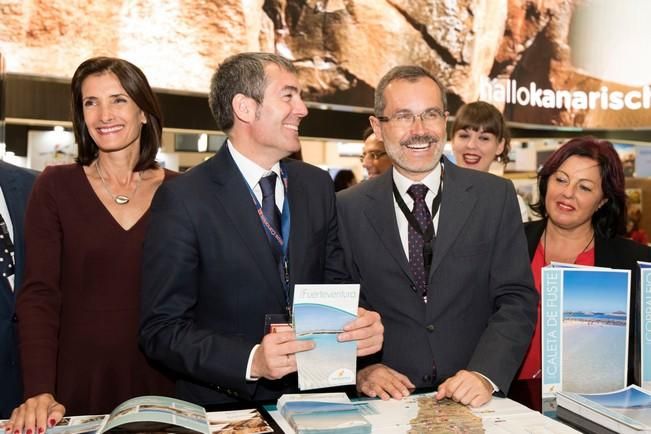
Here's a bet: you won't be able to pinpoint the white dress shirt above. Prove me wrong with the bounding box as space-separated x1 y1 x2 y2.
228 141 284 209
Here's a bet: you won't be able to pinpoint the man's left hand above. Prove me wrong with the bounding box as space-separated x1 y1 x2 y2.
435 370 493 407
338 307 383 357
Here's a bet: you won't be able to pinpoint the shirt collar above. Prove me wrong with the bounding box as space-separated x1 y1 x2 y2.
392 162 442 198
227 140 281 189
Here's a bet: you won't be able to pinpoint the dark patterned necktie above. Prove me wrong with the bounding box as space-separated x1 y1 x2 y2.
407 184 431 301
259 173 283 263
0 214 15 280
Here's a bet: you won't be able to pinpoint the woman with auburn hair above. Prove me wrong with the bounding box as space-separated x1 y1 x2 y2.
6 57 176 433
509 136 651 411
451 101 530 221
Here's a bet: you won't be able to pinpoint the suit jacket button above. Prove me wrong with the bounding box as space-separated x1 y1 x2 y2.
12 314 18 322
422 374 432 383
426 324 434 332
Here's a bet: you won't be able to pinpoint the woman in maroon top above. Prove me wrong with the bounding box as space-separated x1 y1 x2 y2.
6 57 175 433
509 137 651 411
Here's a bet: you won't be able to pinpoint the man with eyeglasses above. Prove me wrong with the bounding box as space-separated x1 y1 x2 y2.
336 65 537 407
361 127 392 179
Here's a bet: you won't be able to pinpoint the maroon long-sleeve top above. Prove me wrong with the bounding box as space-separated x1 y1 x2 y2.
17 164 175 415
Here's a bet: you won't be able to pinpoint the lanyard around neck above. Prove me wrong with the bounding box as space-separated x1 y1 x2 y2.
244 164 292 309
392 170 443 243
246 166 291 258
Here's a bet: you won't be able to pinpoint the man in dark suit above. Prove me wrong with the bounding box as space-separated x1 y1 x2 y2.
140 52 383 406
337 66 537 407
0 160 36 418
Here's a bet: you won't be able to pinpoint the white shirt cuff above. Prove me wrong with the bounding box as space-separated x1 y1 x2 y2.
475 372 499 393
246 344 260 381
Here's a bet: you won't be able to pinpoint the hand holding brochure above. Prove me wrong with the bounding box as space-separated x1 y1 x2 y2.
292 284 360 390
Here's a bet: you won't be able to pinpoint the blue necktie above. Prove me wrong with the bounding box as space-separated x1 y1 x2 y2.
407 184 431 301
259 173 282 263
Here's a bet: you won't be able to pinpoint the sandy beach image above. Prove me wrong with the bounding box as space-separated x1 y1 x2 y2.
563 317 627 393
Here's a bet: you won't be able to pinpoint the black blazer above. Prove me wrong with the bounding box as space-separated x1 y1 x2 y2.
140 146 349 406
525 219 651 385
0 161 37 418
337 158 538 394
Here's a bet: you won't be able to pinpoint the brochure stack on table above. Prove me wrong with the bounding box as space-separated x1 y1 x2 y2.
556 385 651 434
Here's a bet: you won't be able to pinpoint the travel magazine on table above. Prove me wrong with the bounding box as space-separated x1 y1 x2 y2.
1 396 275 434
556 385 651 434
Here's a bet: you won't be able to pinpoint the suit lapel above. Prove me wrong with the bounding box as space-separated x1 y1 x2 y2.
363 171 414 284
429 162 476 277
208 147 286 307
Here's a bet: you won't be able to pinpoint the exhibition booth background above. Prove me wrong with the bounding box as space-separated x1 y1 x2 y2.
0 0 650 231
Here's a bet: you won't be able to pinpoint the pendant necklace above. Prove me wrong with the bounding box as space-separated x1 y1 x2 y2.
95 160 142 205
543 229 595 265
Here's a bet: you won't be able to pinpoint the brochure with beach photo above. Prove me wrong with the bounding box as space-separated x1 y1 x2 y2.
556 385 651 434
292 284 360 391
542 265 631 398
32 395 273 434
277 393 371 434
639 261 651 391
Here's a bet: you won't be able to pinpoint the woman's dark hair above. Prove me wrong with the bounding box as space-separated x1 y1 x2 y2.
333 169 357 192
451 101 511 164
72 57 161 171
531 136 626 238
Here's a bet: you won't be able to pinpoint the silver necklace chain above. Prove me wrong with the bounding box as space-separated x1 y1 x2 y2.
95 160 142 205
543 228 595 265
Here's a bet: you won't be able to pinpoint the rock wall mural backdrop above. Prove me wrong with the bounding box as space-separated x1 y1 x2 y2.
1 0 649 129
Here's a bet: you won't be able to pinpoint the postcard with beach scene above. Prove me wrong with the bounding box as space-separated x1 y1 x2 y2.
292 284 360 391
557 385 651 434
542 265 631 397
639 261 651 391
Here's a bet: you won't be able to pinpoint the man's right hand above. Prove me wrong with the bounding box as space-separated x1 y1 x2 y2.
251 330 315 380
357 363 415 400
3 393 65 434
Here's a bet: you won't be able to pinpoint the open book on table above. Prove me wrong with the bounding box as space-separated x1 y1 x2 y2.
19 395 273 434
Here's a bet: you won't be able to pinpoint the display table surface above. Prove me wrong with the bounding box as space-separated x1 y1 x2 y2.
0 394 580 433
263 392 580 433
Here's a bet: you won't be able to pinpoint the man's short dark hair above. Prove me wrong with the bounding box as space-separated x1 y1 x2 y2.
374 65 447 116
362 126 374 141
209 52 297 132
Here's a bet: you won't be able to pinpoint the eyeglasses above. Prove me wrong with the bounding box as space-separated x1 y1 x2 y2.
376 108 447 127
360 151 387 162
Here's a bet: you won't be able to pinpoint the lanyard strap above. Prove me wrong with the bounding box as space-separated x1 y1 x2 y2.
246 164 292 309
392 174 443 243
